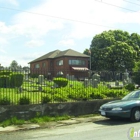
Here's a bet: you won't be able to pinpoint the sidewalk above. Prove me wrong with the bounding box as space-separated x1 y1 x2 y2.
0 116 105 133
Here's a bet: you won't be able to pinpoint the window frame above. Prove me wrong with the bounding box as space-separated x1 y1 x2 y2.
56 60 63 66
68 59 85 65
35 63 40 69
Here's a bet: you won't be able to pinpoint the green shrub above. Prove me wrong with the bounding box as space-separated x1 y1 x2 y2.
110 86 123 89
77 93 89 101
44 87 53 94
0 97 11 105
0 76 10 88
67 91 77 100
10 73 24 88
1 117 25 127
116 90 128 98
104 90 119 98
90 92 105 99
41 95 51 104
0 70 12 76
46 81 54 87
66 86 91 101
125 83 135 91
10 117 25 125
53 77 68 87
19 96 30 105
54 94 67 102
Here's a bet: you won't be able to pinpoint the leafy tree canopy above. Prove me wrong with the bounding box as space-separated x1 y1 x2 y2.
10 60 19 69
133 61 140 72
84 30 140 71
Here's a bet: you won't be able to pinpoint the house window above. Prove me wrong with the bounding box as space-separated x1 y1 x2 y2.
50 61 53 67
69 60 85 65
57 60 63 66
35 64 40 68
42 62 46 67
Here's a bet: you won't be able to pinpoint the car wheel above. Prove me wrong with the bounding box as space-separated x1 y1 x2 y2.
130 108 140 122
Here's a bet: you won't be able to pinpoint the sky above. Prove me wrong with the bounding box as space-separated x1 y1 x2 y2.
0 0 140 67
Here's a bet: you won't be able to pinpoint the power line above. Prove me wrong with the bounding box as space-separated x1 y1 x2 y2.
0 6 123 28
0 0 139 20
123 0 140 7
95 0 140 12
0 0 139 17
0 4 139 34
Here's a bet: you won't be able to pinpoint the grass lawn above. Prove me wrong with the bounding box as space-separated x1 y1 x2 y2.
0 80 129 105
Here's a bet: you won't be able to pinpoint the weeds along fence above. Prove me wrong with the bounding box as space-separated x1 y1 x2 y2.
0 68 134 105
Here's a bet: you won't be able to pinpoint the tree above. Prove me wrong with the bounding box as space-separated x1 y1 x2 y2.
105 41 136 71
83 49 91 55
132 61 140 85
87 30 140 71
10 60 18 70
133 61 140 72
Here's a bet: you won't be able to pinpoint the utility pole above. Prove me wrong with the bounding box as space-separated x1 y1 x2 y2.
89 48 91 70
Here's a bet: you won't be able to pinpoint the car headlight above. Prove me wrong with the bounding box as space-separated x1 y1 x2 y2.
100 106 103 110
112 107 122 111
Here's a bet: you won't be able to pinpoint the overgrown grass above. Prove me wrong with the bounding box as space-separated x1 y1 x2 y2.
30 115 71 124
0 117 25 127
0 113 101 127
0 115 71 127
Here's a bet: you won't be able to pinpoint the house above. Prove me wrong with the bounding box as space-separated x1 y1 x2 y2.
29 49 90 80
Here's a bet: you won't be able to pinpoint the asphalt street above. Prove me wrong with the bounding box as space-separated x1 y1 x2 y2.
0 117 139 140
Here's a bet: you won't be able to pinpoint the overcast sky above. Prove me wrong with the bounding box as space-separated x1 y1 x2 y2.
0 0 140 67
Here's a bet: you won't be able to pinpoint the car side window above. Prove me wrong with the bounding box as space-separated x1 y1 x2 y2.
134 91 140 98
122 91 140 100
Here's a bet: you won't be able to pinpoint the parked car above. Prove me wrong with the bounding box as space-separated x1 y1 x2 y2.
99 90 140 122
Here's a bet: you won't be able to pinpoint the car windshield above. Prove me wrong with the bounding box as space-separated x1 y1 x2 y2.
122 90 140 100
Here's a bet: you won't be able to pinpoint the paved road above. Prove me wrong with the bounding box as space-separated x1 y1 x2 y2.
0 118 139 140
